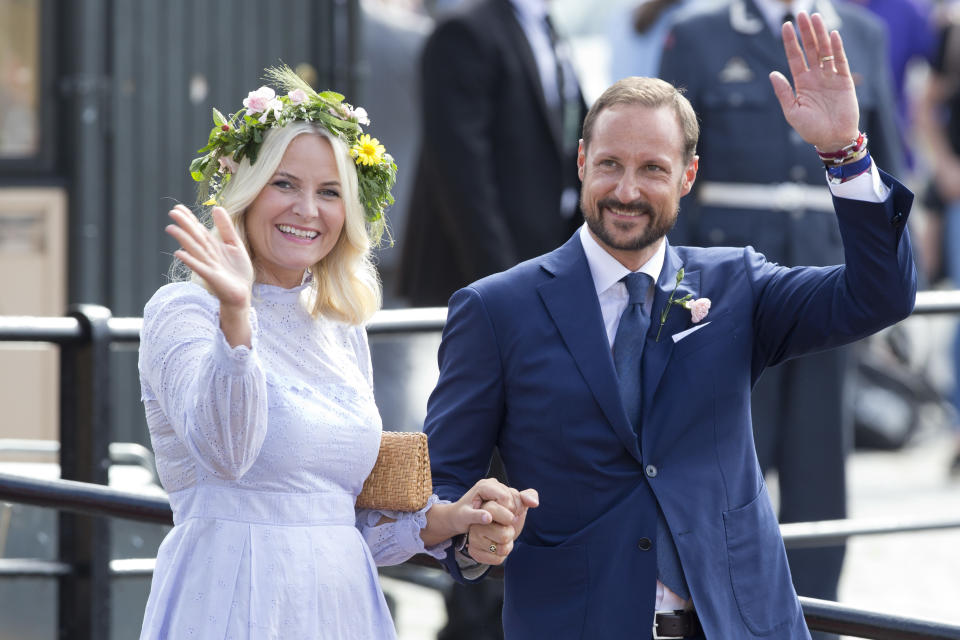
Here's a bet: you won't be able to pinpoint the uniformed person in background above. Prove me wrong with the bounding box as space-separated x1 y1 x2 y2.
658 1 904 635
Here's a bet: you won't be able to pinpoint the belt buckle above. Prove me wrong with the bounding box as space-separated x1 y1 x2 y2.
652 618 680 639
652 610 694 639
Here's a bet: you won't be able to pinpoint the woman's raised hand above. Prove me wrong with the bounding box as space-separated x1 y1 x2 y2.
166 205 255 308
166 205 255 347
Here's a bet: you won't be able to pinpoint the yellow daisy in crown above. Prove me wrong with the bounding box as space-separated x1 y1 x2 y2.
351 134 386 166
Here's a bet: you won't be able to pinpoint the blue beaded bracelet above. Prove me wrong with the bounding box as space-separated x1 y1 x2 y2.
826 150 872 185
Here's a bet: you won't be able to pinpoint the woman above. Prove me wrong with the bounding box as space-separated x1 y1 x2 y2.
138 68 534 639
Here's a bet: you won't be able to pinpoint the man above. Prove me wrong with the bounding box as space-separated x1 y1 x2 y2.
658 0 904 612
398 0 586 307
425 12 916 639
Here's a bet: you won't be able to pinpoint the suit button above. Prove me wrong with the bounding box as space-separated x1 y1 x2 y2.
638 537 652 551
645 464 658 478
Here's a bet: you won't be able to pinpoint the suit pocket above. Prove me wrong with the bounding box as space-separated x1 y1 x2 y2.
722 490 799 635
503 542 588 640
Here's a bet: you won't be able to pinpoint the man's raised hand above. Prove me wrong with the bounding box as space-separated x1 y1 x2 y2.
769 11 860 152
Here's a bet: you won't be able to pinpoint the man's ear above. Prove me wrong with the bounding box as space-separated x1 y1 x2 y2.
577 139 586 181
680 155 699 196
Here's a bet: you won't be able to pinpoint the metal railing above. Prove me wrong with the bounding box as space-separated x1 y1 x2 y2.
0 290 958 639
2 470 960 638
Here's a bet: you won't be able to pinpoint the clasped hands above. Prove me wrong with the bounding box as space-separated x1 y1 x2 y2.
437 478 539 566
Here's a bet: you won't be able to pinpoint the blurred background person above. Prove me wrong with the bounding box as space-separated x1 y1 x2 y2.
658 1 904 634
398 0 586 309
358 0 434 306
916 1 960 476
606 0 709 82
843 0 937 173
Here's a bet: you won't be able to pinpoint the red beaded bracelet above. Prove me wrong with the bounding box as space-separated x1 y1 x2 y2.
817 132 868 166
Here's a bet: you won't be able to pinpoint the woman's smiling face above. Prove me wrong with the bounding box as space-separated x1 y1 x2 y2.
244 133 346 288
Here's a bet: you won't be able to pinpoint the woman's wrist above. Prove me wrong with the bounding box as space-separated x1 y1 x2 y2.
219 302 252 348
420 501 460 548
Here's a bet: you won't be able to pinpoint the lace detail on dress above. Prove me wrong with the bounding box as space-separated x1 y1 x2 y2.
139 282 269 482
357 495 451 566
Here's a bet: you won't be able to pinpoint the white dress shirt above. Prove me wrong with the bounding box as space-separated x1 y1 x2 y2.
509 0 562 109
510 0 581 215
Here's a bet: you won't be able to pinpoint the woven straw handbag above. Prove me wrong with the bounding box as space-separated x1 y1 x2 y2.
356 431 433 512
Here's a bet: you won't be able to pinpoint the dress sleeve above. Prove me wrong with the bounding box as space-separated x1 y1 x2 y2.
138 283 269 480
355 495 452 567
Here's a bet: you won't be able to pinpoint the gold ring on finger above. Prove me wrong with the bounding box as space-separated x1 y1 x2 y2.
820 55 835 63
488 543 498 554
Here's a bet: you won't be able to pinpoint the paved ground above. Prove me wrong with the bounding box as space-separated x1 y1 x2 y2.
383 429 960 639
836 430 960 632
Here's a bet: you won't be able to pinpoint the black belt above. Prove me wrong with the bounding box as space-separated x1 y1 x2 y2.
653 609 700 639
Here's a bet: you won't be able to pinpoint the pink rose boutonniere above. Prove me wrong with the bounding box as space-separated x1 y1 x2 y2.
684 297 711 324
655 268 711 341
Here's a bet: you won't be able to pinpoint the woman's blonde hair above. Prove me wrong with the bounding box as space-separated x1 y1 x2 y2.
177 122 381 324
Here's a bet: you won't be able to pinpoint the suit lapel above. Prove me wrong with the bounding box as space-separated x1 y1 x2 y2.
494 0 564 154
641 245 700 422
537 236 643 461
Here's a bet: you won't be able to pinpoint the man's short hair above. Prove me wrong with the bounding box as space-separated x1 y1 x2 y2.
581 77 699 162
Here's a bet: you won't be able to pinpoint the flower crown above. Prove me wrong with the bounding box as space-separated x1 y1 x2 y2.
188 65 396 240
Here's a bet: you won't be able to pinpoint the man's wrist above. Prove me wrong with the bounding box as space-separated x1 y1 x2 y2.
454 531 470 553
817 131 867 165
826 150 872 185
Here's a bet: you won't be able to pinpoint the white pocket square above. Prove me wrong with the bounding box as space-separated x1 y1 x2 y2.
672 321 711 343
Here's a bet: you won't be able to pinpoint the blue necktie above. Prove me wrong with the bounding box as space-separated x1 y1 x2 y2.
613 272 652 430
613 273 690 600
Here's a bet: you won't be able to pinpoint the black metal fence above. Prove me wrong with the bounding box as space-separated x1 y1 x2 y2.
1 291 959 639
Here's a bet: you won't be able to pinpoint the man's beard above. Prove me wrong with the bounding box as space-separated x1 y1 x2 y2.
582 196 679 252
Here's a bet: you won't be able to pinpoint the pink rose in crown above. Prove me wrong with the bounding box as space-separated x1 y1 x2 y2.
288 89 308 106
258 97 284 123
684 298 711 323
243 86 276 114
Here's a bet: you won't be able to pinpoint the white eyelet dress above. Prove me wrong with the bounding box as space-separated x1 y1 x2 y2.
137 281 446 640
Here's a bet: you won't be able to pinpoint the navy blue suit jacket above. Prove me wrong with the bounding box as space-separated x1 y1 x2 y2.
424 174 916 639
